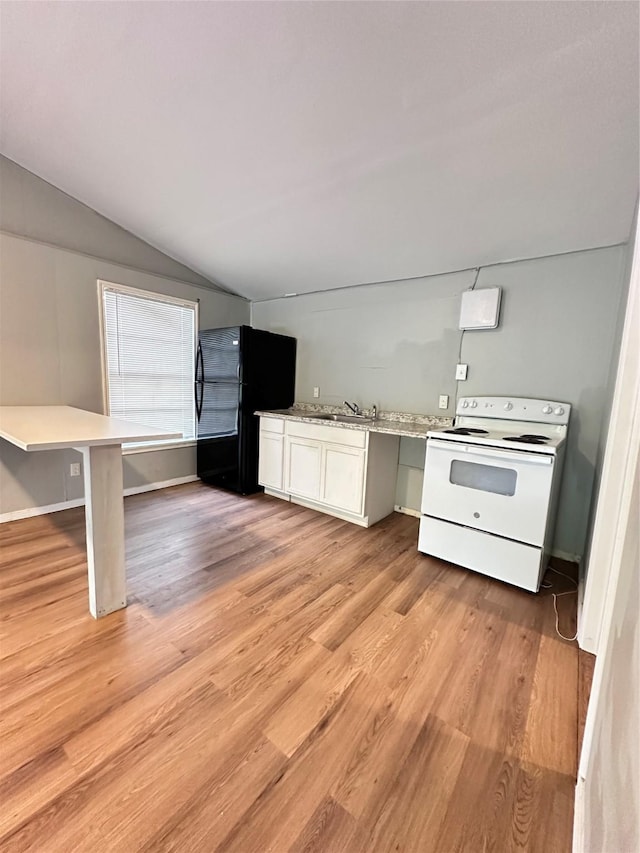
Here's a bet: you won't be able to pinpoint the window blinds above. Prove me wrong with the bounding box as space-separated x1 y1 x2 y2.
100 283 197 446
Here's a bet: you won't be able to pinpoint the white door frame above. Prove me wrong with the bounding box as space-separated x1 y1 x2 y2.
579 212 639 654
573 208 639 850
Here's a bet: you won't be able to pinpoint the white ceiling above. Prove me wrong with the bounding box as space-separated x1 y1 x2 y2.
0 2 638 301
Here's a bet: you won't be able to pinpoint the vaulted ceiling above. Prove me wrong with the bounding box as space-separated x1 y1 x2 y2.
0 2 638 300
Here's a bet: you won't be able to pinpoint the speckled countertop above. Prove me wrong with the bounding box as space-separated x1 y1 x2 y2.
255 404 452 439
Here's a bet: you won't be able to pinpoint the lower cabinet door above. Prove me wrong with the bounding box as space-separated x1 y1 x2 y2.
258 432 284 490
285 437 322 500
322 444 366 514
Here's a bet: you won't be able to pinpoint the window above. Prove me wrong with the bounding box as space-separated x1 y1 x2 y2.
449 459 517 496
98 281 198 448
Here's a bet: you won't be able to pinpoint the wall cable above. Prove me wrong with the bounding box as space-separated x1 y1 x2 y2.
546 566 579 642
456 266 481 362
454 267 481 411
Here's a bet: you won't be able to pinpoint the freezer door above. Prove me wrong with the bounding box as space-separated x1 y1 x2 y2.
199 328 241 383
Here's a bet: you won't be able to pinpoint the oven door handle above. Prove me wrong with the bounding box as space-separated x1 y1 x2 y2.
428 439 553 465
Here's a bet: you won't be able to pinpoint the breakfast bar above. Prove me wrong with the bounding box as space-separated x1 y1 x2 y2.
0 406 180 618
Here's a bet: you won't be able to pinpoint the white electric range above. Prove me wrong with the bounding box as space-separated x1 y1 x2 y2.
418 396 571 592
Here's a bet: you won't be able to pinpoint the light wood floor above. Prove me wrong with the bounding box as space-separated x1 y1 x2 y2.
0 482 590 852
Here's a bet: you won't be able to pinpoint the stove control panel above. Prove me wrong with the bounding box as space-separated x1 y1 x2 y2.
456 397 571 424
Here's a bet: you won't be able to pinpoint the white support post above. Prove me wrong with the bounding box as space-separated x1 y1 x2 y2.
80 444 127 618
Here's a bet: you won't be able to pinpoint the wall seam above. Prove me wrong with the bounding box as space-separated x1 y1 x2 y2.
0 229 247 302
251 242 627 305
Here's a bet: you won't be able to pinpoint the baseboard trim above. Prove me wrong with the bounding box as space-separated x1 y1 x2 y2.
263 487 291 501
123 475 199 497
289 495 370 527
0 498 87 524
0 475 200 524
577 572 598 653
551 548 582 564
394 505 421 518
572 777 585 853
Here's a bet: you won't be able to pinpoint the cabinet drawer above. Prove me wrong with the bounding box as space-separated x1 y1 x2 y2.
285 420 367 448
260 417 285 435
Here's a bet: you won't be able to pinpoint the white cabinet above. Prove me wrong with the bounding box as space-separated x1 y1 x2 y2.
258 418 285 491
322 444 365 514
285 437 322 499
258 416 399 527
258 432 284 491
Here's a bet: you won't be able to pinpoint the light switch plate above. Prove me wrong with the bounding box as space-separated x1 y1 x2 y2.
313 386 320 398
69 462 81 477
439 395 449 409
456 364 468 381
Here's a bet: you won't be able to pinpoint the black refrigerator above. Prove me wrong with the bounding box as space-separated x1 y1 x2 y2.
195 325 296 494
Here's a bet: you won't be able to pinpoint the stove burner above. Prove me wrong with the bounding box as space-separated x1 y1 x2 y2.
504 435 550 444
444 427 489 436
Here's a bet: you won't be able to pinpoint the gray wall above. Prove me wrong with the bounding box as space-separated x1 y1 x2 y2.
254 268 473 416
0 155 224 288
0 153 630 561
0 156 228 290
252 245 628 559
0 162 249 517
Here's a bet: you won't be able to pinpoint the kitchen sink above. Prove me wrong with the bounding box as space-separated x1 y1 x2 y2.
303 413 374 424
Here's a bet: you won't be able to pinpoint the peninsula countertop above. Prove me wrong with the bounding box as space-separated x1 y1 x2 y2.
0 405 179 451
0 405 180 619
255 405 452 439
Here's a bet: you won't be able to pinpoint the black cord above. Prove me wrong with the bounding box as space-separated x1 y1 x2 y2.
456 267 481 369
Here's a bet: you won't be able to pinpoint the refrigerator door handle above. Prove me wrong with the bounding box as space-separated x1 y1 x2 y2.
195 381 204 421
194 342 204 422
195 341 204 383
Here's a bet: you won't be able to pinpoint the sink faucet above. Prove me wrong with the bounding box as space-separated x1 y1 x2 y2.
344 400 362 416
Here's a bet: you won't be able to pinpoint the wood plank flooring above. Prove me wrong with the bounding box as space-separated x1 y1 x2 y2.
0 482 582 852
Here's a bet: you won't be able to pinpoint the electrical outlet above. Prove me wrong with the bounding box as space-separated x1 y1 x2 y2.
456 363 468 381
313 386 320 398
69 462 81 477
439 395 449 410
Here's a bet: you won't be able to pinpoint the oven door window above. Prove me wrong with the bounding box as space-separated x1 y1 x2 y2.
449 459 517 497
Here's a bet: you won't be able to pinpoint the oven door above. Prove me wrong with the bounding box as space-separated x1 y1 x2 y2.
421 439 555 546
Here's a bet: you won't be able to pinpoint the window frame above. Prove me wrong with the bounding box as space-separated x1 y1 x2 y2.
97 280 199 452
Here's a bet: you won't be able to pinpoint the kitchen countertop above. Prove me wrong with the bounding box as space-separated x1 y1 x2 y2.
255 405 452 439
